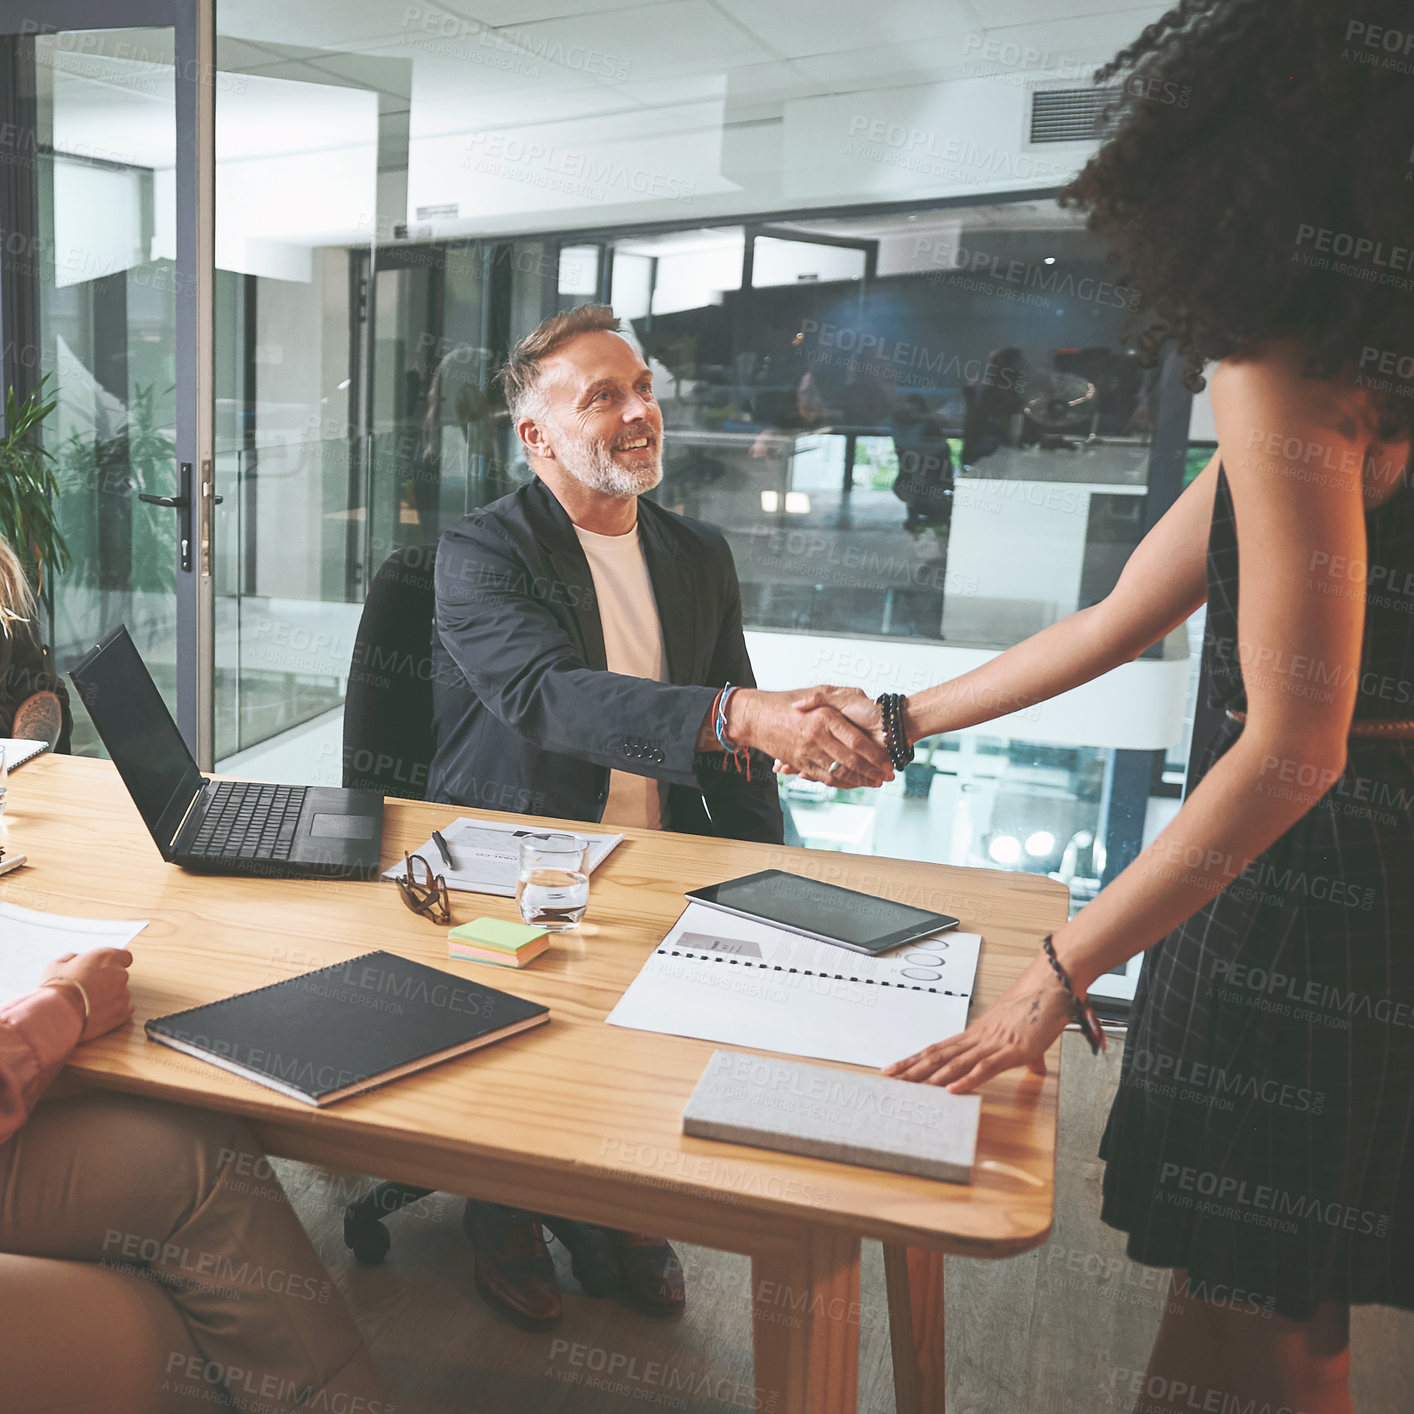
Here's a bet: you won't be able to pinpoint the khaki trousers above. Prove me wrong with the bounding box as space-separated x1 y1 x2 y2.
0 1095 389 1414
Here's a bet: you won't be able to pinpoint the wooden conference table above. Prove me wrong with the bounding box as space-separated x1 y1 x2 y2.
7 755 1069 1414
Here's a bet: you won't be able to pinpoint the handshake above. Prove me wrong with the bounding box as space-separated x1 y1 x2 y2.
700 685 902 790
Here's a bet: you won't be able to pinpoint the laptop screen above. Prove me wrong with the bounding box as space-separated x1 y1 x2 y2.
69 626 204 849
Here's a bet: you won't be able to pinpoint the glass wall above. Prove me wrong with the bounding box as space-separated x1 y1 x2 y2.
189 2 1195 902
26 28 178 754
0 3 1184 903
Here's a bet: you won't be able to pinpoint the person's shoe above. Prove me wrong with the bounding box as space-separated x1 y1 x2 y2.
540 1215 621 1298
462 1201 562 1330
602 1229 686 1315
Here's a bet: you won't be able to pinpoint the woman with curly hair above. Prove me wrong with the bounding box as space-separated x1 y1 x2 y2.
788 4 1414 1408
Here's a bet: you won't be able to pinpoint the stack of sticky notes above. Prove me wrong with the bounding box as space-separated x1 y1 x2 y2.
448 917 551 969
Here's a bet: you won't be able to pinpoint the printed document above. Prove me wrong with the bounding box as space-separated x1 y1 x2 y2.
608 901 982 1068
384 816 623 897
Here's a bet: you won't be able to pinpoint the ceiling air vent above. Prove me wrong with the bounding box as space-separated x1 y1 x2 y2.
1029 86 1122 143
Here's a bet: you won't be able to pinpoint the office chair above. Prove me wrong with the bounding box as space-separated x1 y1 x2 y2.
340 542 443 1263
336 544 620 1292
341 542 440 801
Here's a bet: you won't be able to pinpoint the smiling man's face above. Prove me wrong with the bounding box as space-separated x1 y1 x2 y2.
525 329 664 497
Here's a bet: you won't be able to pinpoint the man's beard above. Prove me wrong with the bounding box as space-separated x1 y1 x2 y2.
552 428 662 497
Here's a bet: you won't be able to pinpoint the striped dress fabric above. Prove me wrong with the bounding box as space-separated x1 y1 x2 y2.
1099 466 1414 1321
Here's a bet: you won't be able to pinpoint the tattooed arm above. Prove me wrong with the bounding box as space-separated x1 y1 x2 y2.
11 690 62 749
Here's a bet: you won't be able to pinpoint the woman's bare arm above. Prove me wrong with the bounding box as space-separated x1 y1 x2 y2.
901 450 1222 740
890 350 1371 1090
1052 355 1365 993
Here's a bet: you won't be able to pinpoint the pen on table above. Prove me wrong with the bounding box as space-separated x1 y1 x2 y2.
432 829 454 868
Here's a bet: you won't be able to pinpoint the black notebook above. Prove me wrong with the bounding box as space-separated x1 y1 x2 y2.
146 950 550 1106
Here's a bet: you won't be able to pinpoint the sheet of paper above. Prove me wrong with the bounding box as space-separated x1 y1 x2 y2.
0 738 47 770
0 902 149 1004
608 902 981 1069
383 816 623 897
675 913 980 995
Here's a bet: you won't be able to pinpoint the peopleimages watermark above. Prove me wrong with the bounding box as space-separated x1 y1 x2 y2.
954 34 1191 106
599 1137 829 1207
845 116 1073 184
1292 223 1414 290
1342 19 1414 75
465 132 695 204
1357 343 1414 400
1209 959 1414 1032
1256 751 1412 826
1112 1367 1308 1414
101 1230 332 1303
546 1339 776 1410
1121 1047 1325 1115
403 5 631 81
796 315 1032 379
1045 1244 1277 1317
908 236 1140 309
163 1352 393 1413
1158 1164 1390 1240
1145 839 1377 911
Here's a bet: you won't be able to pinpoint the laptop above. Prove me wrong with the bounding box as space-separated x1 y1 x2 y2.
70 625 384 880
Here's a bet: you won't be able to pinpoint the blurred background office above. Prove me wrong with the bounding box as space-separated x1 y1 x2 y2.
0 1 1216 995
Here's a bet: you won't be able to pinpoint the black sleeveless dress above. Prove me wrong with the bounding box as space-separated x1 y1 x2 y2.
1099 466 1414 1321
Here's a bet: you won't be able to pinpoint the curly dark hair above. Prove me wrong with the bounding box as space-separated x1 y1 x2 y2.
1060 0 1414 440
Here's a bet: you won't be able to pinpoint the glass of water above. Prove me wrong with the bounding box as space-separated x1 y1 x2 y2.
516 833 589 931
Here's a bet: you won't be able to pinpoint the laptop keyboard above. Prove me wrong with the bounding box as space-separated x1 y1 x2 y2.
188 781 308 861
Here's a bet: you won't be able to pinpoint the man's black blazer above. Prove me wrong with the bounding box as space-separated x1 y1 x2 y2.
427 476 784 844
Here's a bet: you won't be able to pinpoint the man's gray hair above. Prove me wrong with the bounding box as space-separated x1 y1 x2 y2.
498 303 622 423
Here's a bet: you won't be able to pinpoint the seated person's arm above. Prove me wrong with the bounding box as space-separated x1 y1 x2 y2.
437 518 717 786
0 949 133 1145
11 690 62 749
3 623 66 749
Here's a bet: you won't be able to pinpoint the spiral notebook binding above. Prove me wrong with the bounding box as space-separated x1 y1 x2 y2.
658 946 964 996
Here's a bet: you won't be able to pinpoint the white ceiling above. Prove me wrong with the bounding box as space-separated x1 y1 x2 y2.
44 0 1168 260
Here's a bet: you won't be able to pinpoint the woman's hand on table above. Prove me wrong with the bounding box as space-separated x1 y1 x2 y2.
882 954 1073 1093
40 948 134 1042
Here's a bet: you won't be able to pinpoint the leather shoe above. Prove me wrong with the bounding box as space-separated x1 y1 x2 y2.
463 1201 562 1330
540 1215 621 1298
602 1229 685 1315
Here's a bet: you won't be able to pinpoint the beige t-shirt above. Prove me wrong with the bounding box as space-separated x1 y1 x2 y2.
573 521 667 831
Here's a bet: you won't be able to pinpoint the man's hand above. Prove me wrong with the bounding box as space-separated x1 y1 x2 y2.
40 948 134 1042
773 686 888 786
707 687 892 786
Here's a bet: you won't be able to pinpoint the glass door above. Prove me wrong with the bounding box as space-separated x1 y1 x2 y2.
1 19 176 753
0 2 214 762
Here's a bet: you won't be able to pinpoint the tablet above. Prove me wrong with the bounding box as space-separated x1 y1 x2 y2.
684 869 960 956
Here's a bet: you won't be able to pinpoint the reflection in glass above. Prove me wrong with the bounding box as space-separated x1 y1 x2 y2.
34 29 178 757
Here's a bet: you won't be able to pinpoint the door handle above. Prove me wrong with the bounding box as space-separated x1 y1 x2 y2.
136 462 221 572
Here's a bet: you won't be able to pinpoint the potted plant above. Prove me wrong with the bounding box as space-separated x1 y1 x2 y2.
0 376 69 594
903 735 941 798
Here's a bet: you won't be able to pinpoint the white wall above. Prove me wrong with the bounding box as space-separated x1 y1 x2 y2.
746 627 1191 752
53 160 145 288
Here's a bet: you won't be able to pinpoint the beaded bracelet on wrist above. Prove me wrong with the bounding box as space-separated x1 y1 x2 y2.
1041 935 1107 1055
875 692 913 771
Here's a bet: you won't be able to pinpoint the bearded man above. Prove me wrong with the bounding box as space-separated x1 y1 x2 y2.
426 303 888 1332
